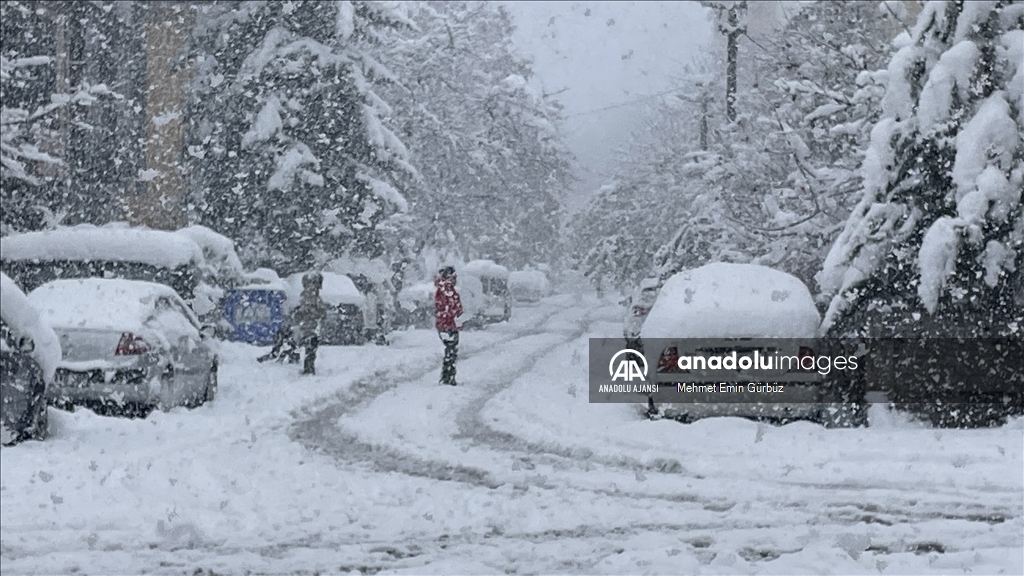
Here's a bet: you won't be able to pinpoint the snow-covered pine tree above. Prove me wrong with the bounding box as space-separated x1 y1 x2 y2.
185 1 414 273
818 0 1023 338
0 1 130 234
381 1 571 269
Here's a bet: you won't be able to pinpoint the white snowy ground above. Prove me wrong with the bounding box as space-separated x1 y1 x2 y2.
1 293 1022 575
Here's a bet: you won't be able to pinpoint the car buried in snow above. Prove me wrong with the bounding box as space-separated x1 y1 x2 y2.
0 224 211 312
638 263 866 427
285 272 368 345
1 273 61 445
461 259 512 327
508 269 552 303
27 278 218 417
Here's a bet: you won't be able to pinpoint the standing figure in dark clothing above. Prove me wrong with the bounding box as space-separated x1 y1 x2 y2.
434 266 463 386
293 271 327 375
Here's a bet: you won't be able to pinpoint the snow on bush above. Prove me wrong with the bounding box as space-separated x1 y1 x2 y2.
176 225 246 284
0 273 60 382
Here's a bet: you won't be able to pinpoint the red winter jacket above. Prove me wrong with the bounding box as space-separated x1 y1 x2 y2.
434 276 463 331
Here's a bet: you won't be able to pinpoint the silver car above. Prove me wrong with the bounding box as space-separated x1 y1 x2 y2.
27 278 217 416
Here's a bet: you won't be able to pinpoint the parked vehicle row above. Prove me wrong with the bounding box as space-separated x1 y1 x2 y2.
1 225 230 443
1 223 543 444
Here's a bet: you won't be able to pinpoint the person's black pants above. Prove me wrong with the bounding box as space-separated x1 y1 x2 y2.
302 334 319 375
439 330 459 385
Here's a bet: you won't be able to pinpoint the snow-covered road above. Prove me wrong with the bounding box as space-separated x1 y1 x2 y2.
2 294 1022 574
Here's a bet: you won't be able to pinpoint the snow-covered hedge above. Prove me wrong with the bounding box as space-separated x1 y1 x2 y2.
0 273 60 382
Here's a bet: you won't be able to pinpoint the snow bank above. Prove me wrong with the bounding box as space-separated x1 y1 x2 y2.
0 273 61 382
642 263 821 339
27 278 179 334
1 224 205 270
463 259 509 279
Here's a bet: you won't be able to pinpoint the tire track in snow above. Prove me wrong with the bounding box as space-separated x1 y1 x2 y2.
290 303 578 488
289 298 1020 572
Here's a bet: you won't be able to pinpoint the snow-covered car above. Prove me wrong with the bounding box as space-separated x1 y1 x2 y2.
27 278 218 416
509 270 552 303
0 224 210 310
1 273 61 445
623 276 661 344
285 272 366 345
462 259 512 326
640 263 865 427
328 256 398 341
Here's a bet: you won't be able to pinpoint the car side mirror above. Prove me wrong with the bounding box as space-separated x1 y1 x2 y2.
200 325 216 340
18 336 35 353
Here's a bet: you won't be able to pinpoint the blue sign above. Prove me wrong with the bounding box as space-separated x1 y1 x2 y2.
223 288 286 345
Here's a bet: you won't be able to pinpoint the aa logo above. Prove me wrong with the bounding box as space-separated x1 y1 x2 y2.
609 349 648 382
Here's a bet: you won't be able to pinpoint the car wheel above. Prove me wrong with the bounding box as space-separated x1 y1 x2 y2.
204 361 218 403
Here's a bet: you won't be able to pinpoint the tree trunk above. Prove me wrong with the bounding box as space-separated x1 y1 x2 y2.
725 4 740 123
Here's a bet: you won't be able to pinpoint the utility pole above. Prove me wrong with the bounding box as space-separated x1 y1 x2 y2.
700 96 709 150
702 1 747 123
723 2 745 123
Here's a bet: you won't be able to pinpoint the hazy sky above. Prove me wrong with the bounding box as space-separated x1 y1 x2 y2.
502 1 714 210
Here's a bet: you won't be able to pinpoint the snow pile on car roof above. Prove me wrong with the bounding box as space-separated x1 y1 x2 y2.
320 273 365 306
0 273 61 382
27 278 179 333
1 224 205 269
285 272 364 308
463 259 509 279
641 263 821 339
238 268 289 291
509 270 550 300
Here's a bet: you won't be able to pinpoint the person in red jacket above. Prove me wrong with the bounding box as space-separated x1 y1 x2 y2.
434 266 463 386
